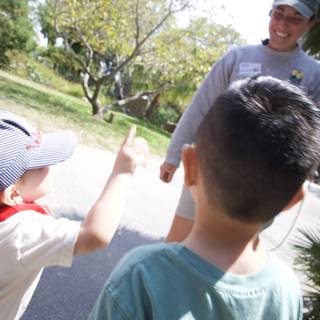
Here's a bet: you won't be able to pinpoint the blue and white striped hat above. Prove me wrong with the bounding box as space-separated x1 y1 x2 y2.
0 111 77 192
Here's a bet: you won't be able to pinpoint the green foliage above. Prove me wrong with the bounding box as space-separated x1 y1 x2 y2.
39 45 82 82
37 0 191 115
148 104 180 127
43 0 136 57
303 21 320 57
38 2 57 46
38 0 243 116
5 51 84 99
0 0 36 65
131 17 244 111
6 51 48 83
293 228 320 319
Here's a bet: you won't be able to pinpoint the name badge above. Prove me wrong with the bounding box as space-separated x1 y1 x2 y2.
238 63 262 75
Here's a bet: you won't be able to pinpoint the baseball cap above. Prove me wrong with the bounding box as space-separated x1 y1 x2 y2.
273 0 320 18
0 111 77 192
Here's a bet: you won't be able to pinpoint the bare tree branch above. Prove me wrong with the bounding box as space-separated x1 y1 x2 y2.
102 90 155 113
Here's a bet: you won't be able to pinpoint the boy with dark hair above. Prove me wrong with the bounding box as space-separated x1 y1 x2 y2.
0 111 148 320
161 0 320 242
89 75 320 319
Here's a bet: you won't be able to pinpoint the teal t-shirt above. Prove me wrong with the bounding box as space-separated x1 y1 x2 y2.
89 243 302 320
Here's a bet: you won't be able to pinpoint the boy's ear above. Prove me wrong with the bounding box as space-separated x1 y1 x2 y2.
282 185 306 212
181 144 197 187
0 185 23 206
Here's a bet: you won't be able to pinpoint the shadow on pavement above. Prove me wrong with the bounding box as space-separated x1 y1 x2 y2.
22 226 162 320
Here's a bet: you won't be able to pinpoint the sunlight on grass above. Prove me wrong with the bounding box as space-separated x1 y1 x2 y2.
0 74 170 155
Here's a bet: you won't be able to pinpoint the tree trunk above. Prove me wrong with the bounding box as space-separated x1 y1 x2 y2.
81 72 104 117
144 93 161 120
91 99 103 117
91 82 103 117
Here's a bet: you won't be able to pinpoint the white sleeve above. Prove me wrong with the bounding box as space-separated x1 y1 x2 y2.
9 212 80 270
165 48 236 167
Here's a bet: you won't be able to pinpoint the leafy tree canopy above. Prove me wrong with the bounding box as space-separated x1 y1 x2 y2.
135 18 243 110
303 20 320 58
0 0 36 65
38 0 243 118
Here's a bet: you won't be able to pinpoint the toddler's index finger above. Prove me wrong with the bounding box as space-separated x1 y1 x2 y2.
123 125 136 146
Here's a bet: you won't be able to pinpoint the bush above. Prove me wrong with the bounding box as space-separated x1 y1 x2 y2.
5 51 84 99
293 228 320 319
149 104 179 127
39 46 82 82
0 0 36 66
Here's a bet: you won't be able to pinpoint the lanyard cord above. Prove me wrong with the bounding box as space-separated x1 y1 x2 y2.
270 180 311 252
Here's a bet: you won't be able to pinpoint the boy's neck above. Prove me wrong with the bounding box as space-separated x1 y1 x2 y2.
182 206 268 275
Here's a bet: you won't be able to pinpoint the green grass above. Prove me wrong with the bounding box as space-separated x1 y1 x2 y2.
0 71 171 155
6 51 84 99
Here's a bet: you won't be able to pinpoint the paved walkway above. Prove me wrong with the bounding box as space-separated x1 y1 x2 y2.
22 145 320 319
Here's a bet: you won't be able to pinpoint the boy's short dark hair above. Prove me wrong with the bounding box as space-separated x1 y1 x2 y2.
196 75 320 223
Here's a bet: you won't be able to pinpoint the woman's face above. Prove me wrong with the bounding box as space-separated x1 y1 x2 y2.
268 5 314 51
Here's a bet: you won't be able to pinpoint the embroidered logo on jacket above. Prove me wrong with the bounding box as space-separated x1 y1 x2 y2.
289 69 303 85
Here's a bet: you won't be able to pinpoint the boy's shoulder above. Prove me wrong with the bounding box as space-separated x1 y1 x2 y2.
0 210 80 259
0 210 80 247
108 242 171 277
102 244 302 320
106 242 188 291
108 242 300 286
0 211 80 277
116 246 299 298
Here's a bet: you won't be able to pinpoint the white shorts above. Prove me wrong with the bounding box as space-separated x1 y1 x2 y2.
175 185 196 220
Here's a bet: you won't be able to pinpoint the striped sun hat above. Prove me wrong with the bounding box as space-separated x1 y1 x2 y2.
0 111 77 192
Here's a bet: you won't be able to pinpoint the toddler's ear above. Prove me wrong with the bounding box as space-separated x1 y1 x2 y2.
181 144 197 187
0 185 23 206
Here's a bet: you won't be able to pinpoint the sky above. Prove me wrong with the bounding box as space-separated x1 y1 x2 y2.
219 0 273 44
179 0 274 44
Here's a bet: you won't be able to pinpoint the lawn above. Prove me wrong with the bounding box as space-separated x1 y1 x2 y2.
0 70 171 155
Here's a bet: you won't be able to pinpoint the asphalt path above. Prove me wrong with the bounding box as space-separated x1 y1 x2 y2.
22 145 320 319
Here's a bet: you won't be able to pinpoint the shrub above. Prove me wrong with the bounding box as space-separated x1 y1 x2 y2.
149 104 179 127
293 228 320 319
